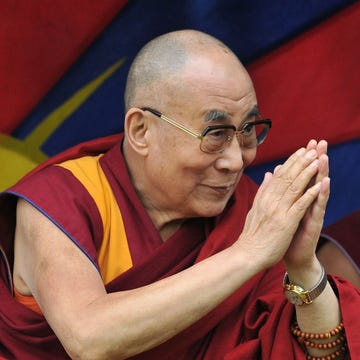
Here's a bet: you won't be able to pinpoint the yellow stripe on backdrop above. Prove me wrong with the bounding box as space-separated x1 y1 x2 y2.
0 59 126 192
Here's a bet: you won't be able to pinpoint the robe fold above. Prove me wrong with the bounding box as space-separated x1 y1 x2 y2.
0 134 359 359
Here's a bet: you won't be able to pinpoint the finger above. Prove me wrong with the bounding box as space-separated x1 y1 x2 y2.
314 153 329 184
320 154 329 177
306 139 317 150
320 176 331 199
274 164 282 174
314 140 328 182
273 148 316 185
302 177 330 241
299 154 329 227
309 177 331 219
253 172 273 200
279 158 320 207
269 149 318 201
316 140 328 157
288 180 322 221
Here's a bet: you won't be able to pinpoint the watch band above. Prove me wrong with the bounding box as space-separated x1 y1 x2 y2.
283 265 328 305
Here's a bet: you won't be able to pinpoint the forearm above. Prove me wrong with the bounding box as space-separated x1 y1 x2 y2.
64 247 261 360
18 198 265 360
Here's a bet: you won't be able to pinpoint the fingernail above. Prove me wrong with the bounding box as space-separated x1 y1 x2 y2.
310 159 319 168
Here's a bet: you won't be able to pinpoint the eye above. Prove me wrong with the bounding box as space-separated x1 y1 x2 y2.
209 129 227 138
241 123 255 136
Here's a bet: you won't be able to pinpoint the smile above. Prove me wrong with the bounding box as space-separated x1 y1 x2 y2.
203 184 235 195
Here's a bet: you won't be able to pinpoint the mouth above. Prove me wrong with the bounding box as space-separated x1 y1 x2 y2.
201 172 242 197
203 183 235 196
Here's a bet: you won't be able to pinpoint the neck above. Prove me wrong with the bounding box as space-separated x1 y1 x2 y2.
123 141 185 241
137 190 185 241
158 220 184 241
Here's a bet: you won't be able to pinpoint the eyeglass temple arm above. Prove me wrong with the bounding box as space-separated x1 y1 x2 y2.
142 107 202 139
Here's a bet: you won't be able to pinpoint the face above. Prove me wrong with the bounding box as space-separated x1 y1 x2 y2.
141 51 258 223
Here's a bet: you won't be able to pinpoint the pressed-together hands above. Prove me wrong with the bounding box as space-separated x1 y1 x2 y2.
285 140 329 271
237 140 343 360
235 140 330 273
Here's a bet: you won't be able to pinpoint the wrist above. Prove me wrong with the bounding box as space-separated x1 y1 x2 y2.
283 262 327 306
285 258 322 289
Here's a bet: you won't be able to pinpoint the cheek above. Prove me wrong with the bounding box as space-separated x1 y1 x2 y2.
158 158 207 186
148 131 213 185
243 148 257 166
154 154 210 199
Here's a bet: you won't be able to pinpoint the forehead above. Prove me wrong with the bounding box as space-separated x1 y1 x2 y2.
167 52 257 124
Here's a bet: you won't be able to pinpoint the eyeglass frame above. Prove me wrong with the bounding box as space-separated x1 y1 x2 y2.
141 107 272 153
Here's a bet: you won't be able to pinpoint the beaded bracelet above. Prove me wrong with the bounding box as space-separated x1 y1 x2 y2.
291 322 348 360
302 335 346 350
305 343 347 360
291 322 344 340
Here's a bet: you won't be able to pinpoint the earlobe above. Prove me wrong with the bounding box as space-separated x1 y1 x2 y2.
125 108 149 156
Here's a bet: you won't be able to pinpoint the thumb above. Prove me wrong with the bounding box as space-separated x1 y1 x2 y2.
257 171 273 195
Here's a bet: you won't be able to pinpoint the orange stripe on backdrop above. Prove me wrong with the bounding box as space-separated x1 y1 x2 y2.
248 1 360 164
0 1 128 134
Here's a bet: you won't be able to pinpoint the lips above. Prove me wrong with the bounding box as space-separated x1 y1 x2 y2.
201 174 241 196
203 183 235 195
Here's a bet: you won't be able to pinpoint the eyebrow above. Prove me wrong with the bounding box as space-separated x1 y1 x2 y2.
204 110 231 123
204 105 260 124
245 105 260 120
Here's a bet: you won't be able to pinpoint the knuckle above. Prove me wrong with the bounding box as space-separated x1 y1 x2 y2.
275 171 293 186
288 182 300 195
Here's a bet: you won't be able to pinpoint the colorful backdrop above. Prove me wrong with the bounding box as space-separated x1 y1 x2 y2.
1 0 359 227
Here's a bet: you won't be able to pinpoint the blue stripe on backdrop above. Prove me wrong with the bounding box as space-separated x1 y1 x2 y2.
245 138 360 227
12 0 356 154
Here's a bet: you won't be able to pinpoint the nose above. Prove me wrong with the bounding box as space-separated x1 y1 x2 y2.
214 135 245 172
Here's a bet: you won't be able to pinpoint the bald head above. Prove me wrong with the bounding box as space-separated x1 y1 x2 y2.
124 30 240 111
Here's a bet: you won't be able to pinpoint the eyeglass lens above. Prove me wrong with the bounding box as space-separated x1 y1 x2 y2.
201 123 269 153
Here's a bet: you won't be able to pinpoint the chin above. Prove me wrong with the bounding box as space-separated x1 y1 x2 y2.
195 201 229 218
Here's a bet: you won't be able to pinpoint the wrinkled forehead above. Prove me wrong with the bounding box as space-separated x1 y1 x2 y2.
163 52 256 121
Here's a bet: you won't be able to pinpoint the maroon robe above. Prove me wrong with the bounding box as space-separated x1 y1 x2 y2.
0 134 359 359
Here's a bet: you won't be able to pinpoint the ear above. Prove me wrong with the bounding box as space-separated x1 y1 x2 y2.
124 108 150 156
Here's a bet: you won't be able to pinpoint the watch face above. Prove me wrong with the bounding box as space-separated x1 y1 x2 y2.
284 290 304 306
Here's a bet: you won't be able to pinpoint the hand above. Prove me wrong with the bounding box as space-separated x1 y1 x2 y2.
233 145 324 270
284 140 330 271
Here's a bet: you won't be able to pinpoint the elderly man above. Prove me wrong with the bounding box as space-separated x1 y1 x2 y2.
0 30 358 359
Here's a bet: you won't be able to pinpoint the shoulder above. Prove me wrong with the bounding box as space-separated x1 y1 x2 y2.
9 158 107 262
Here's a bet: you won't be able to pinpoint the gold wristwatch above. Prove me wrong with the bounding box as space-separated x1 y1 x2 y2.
283 266 327 306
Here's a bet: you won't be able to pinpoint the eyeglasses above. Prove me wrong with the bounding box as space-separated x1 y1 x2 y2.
142 107 272 154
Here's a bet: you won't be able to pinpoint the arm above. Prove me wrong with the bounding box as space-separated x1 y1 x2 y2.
14 144 325 359
284 140 344 358
233 140 345 357
14 198 264 360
